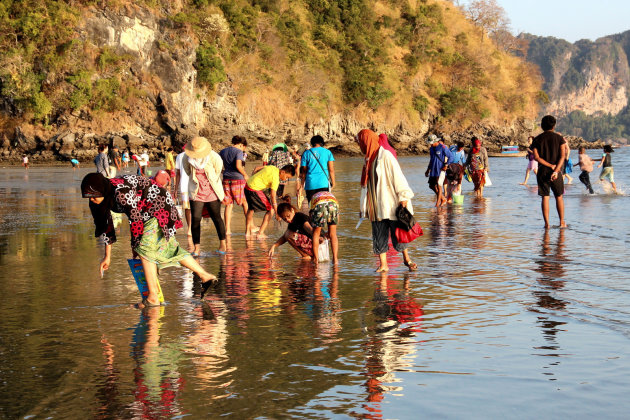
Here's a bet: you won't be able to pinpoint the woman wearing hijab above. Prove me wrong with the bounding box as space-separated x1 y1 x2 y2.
378 133 397 159
179 137 227 255
358 129 417 272
81 173 216 307
465 136 489 198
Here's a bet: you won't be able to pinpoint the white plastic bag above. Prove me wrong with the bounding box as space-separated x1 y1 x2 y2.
318 239 330 262
484 171 492 186
438 170 446 186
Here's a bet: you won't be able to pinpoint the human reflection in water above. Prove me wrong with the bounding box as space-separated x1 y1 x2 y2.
216 237 251 331
359 272 423 418
286 261 342 341
531 229 568 377
95 334 125 419
185 297 233 398
130 307 184 418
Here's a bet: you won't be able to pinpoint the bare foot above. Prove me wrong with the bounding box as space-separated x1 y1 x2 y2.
376 265 389 272
544 224 550 229
257 233 267 239
519 182 526 185
559 222 567 228
201 273 217 283
252 226 260 233
225 231 232 236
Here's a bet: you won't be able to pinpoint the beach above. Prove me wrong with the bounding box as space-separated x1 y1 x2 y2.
1 150 629 418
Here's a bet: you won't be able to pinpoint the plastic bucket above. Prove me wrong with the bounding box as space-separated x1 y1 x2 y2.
452 194 464 204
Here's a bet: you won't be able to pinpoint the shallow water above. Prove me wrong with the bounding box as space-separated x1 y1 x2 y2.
1 149 629 419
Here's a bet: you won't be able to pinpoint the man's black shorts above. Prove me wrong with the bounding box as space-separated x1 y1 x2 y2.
428 176 439 190
537 168 564 197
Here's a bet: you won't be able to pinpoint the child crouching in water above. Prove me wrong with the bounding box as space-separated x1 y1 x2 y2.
268 193 340 263
269 203 318 260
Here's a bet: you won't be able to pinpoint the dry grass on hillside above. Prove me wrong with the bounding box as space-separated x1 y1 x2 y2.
223 0 540 131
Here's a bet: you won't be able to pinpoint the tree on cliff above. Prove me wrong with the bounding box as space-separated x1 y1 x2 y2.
464 0 510 41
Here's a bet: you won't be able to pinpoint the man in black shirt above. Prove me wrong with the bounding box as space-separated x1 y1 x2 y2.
531 115 567 228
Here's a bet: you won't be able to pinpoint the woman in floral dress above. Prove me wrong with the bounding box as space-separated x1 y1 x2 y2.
81 173 216 307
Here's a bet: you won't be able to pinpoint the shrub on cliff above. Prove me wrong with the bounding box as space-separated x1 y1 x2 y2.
195 42 227 89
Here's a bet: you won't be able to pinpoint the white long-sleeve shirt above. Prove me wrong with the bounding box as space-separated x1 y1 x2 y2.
360 148 414 221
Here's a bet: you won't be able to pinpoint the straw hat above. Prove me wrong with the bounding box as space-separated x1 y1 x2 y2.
184 137 212 159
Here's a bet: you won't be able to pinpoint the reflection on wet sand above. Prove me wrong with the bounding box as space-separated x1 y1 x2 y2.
3 159 630 418
130 307 185 419
531 229 568 379
359 272 423 418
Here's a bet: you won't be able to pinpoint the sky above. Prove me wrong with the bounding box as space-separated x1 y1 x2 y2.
459 0 630 43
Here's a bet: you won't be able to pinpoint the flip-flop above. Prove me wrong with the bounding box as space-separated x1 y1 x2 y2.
404 261 418 271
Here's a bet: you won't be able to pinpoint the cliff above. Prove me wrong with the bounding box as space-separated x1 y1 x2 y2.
0 0 544 163
522 31 630 144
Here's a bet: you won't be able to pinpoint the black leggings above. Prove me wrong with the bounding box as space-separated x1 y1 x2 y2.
579 171 594 194
190 200 226 245
372 219 407 254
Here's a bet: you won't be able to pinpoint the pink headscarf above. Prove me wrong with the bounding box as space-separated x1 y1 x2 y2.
378 134 397 159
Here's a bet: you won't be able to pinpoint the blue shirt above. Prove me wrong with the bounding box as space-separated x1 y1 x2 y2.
449 146 466 165
219 146 245 180
301 147 335 190
428 144 452 177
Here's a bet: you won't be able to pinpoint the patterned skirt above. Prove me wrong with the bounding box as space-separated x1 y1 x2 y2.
134 217 190 269
471 170 485 191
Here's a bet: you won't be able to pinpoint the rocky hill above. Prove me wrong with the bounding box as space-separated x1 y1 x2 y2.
522 31 630 144
0 0 545 163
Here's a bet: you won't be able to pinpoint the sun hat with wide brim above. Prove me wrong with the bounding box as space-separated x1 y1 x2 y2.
184 137 212 159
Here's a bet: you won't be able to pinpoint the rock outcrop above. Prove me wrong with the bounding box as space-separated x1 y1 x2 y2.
0 4 603 164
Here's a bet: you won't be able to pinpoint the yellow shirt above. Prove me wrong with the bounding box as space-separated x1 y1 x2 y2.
247 166 279 191
165 152 175 171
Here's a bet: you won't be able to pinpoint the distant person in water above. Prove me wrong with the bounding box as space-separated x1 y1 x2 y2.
22 155 29 170
94 144 111 178
562 142 573 184
574 147 595 194
531 115 567 228
520 136 538 185
71 158 80 170
81 173 216 307
465 137 489 198
425 134 452 206
446 141 466 201
597 144 617 194
121 150 130 169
